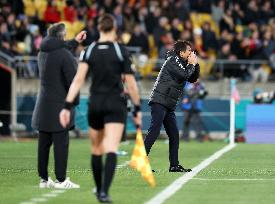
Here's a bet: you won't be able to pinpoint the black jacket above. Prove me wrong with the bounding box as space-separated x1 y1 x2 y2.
32 37 79 132
149 51 200 110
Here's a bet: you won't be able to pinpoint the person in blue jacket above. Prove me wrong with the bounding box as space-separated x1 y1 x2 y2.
182 80 208 142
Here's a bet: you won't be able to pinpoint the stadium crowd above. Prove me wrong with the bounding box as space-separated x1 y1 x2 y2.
0 0 274 80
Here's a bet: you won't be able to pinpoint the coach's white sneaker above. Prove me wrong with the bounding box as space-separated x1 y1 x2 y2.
39 177 55 188
54 178 80 189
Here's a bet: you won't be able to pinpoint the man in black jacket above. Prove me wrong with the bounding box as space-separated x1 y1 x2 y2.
32 23 86 188
144 40 199 172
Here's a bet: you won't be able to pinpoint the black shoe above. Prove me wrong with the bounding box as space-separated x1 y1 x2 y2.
98 192 112 203
92 188 99 199
169 164 192 172
152 169 155 173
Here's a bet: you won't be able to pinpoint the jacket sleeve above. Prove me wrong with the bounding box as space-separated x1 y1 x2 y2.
188 64 200 83
168 57 196 80
62 50 79 105
64 39 79 52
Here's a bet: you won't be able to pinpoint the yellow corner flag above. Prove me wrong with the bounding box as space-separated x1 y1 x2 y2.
129 129 156 187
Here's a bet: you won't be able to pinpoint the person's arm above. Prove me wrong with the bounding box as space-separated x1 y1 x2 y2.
188 64 200 83
168 59 196 80
124 74 142 128
120 44 142 127
169 52 199 82
62 51 79 105
59 62 89 128
64 31 87 50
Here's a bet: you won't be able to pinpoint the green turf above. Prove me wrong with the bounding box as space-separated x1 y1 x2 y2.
167 144 275 204
0 139 274 204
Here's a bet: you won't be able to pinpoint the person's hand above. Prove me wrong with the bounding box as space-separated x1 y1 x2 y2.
133 111 142 129
75 31 87 43
188 51 198 65
182 98 188 104
59 109 71 128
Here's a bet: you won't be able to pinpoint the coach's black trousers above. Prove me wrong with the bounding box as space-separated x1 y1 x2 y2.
144 103 179 166
38 131 69 182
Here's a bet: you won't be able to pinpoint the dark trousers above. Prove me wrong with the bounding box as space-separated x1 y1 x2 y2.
183 110 205 140
38 130 69 182
144 103 179 166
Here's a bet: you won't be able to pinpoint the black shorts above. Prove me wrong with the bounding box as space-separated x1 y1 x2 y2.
88 94 127 130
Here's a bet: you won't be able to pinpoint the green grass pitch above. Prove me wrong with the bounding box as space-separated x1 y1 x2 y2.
0 139 274 204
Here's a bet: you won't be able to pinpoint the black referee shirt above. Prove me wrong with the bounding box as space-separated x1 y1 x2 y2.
79 41 133 95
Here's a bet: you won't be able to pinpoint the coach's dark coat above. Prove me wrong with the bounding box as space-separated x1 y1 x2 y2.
32 37 79 132
149 51 200 110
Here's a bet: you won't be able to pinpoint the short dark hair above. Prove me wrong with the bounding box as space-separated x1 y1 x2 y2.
97 14 115 33
174 40 192 55
47 23 66 39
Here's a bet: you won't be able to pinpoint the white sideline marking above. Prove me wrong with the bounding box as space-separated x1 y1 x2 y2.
20 190 66 204
42 193 58 198
116 160 130 169
146 144 236 204
193 178 275 181
51 190 65 194
20 162 129 204
30 198 47 202
20 202 35 204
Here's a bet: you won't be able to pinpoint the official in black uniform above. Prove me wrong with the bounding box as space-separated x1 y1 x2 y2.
144 41 200 172
59 14 141 203
32 23 86 188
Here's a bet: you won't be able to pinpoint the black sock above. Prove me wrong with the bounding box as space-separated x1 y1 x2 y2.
102 152 117 195
91 154 103 193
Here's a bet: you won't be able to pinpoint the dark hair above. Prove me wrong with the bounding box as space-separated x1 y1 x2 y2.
97 14 115 33
48 23 66 39
174 40 192 55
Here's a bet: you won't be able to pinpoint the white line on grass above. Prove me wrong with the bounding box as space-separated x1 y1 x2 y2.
192 178 275 181
20 161 129 204
116 160 130 169
145 144 236 204
20 189 66 204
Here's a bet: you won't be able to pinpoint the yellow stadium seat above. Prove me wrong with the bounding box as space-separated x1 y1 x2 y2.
35 0 47 20
23 0 36 17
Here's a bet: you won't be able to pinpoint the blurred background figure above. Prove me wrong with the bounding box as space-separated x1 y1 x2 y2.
253 88 275 104
182 80 209 142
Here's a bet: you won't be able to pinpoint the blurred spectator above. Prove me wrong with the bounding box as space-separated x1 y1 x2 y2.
211 0 225 25
153 16 170 50
220 9 235 33
174 0 190 22
63 0 77 23
123 5 136 33
127 24 149 54
260 1 274 24
83 18 99 46
171 18 182 41
244 0 260 25
0 0 273 81
44 1 61 24
190 0 211 13
158 32 174 59
217 43 240 78
201 22 218 53
250 64 270 83
113 5 124 32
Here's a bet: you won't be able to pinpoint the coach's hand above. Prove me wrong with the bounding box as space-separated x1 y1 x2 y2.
59 109 71 128
188 51 197 65
75 31 87 43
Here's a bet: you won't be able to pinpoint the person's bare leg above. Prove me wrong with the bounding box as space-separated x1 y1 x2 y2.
101 123 124 197
89 128 104 195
